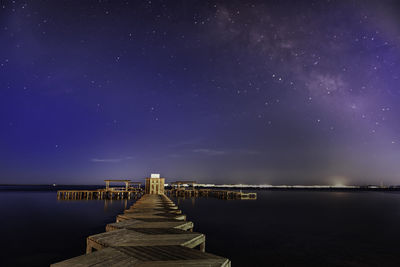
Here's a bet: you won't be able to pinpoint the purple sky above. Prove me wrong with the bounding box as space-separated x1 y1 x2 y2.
1 0 400 185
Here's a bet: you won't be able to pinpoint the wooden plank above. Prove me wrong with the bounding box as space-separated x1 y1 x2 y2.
87 229 205 253
52 246 230 267
51 247 139 266
116 213 186 222
125 208 182 214
106 219 194 232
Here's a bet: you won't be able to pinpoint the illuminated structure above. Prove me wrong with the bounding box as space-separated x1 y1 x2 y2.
145 173 165 194
104 179 131 191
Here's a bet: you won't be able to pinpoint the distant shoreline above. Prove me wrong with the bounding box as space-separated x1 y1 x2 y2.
1 184 400 192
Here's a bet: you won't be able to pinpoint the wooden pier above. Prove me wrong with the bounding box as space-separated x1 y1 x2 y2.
166 181 257 200
57 180 143 200
57 179 256 201
166 187 257 200
52 193 231 266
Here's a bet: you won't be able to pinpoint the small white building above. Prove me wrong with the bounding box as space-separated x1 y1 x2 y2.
145 173 165 194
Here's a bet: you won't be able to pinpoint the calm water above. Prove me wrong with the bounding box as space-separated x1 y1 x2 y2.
171 191 400 267
0 188 400 266
0 188 136 266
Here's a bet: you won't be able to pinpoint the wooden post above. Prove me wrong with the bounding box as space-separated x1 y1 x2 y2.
200 241 206 252
86 239 92 254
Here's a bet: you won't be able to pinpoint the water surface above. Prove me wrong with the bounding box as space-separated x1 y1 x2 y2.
1 189 400 266
172 190 400 266
0 189 135 266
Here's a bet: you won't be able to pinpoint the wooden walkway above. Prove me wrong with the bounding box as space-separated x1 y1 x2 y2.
57 189 143 200
52 194 231 266
57 180 143 200
166 188 257 199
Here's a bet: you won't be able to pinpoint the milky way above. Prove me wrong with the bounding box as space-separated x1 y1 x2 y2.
1 0 400 185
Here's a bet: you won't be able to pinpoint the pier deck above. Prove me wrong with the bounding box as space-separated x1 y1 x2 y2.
106 219 194 232
57 179 144 200
52 245 230 267
57 189 143 200
86 228 205 253
166 188 257 200
52 194 230 266
116 212 186 222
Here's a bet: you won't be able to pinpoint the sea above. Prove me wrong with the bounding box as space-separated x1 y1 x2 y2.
0 185 400 266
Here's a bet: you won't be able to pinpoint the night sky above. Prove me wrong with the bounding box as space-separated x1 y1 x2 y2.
1 0 400 185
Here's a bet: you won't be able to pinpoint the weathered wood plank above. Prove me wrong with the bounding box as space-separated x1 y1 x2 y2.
52 246 230 267
87 229 205 253
116 213 186 222
106 219 194 232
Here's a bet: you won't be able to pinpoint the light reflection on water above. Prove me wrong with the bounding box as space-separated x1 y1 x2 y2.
171 190 400 266
0 189 400 266
0 190 136 267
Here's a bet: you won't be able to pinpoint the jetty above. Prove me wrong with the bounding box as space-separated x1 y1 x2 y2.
56 176 257 201
52 174 231 266
57 179 143 200
166 180 257 200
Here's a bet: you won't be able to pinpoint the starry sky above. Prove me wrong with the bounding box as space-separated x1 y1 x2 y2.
1 0 400 185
